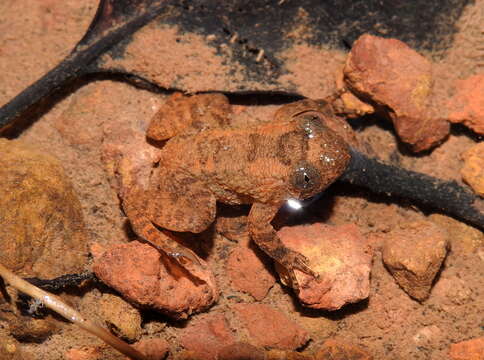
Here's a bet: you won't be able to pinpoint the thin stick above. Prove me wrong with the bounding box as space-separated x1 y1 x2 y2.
0 263 148 360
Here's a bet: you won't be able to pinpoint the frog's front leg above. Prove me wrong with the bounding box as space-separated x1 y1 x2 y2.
248 202 317 289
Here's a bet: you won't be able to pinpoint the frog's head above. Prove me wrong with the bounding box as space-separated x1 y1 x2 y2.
275 100 352 200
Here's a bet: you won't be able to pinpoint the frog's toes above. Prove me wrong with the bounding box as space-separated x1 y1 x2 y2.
165 251 216 287
291 251 318 278
277 249 315 275
279 249 319 290
168 248 206 270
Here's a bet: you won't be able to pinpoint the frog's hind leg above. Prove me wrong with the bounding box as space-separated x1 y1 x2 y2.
122 187 206 278
148 170 217 234
147 93 232 141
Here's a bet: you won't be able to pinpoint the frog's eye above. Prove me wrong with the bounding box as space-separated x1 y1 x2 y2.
290 163 322 196
294 111 325 139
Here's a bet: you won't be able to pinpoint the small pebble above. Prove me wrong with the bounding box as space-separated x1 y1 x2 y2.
132 338 170 360
413 325 442 347
344 34 449 151
179 313 235 360
232 303 309 350
93 241 218 319
98 293 142 341
65 347 101 360
277 223 372 310
382 221 449 301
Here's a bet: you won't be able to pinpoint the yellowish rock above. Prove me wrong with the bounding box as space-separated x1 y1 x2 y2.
382 221 449 301
340 91 375 118
6 314 59 342
461 142 484 197
98 293 142 341
0 139 90 341
0 139 89 278
0 328 28 360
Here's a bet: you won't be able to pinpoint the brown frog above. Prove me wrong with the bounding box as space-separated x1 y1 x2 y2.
121 94 351 288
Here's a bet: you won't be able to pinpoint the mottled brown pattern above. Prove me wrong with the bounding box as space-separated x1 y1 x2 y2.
276 131 306 166
147 93 231 141
122 94 351 289
247 133 263 163
121 187 202 271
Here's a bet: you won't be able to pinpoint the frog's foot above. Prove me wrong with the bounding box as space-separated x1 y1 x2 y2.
166 248 201 268
155 236 204 269
137 215 208 279
248 202 319 290
284 249 317 277
154 236 210 283
274 247 319 291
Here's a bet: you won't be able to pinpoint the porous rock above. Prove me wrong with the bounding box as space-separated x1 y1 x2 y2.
232 303 309 350
179 312 235 360
337 91 375 119
276 223 372 310
93 241 218 319
0 139 89 342
344 34 449 151
382 221 449 301
98 293 142 341
0 139 88 278
460 142 484 197
6 314 59 342
448 74 484 135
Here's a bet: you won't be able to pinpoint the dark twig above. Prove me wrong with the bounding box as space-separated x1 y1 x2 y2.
24 272 96 292
0 0 168 131
340 148 484 231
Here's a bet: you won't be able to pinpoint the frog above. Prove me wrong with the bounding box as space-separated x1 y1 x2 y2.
121 93 351 289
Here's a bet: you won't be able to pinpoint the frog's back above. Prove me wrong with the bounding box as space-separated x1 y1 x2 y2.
158 107 350 206
159 122 297 204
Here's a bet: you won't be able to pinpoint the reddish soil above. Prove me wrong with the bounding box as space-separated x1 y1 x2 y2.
0 1 482 360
